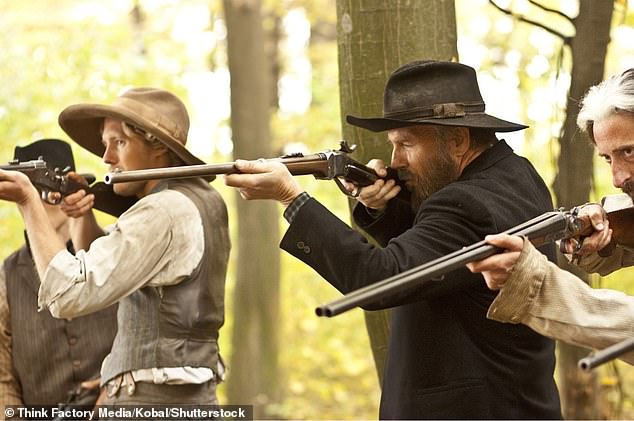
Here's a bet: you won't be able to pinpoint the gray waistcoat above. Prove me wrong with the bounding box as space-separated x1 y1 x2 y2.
5 243 118 405
101 178 230 383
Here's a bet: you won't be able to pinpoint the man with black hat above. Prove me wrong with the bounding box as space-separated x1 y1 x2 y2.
225 60 562 419
0 88 230 404
0 139 117 411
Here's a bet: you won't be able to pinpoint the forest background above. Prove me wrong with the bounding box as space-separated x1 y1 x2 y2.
1 0 633 419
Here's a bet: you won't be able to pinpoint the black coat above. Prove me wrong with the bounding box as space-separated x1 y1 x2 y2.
281 141 562 419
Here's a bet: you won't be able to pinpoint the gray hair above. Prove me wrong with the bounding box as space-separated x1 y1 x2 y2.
577 68 634 142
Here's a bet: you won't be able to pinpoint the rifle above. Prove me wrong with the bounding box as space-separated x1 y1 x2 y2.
578 337 634 371
52 383 99 421
105 141 407 199
0 159 94 203
316 194 634 318
0 158 136 217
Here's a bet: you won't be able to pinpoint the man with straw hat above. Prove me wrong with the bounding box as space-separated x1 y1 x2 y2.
224 60 562 419
0 88 230 404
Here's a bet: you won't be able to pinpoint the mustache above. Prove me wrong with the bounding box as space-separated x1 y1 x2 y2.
622 180 634 197
397 169 413 181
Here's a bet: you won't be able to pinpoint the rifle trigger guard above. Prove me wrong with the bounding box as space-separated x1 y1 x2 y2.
41 190 62 205
334 177 358 198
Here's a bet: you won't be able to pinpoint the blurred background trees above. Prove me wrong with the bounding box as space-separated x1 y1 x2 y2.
1 0 633 418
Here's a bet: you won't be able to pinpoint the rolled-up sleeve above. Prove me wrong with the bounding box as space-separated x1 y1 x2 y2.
488 239 634 364
576 246 634 276
487 239 548 323
38 190 204 319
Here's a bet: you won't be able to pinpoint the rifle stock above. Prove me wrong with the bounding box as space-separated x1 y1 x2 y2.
316 209 593 318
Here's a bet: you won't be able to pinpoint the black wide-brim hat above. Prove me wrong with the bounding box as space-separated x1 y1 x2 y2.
14 138 75 172
347 60 527 133
58 87 205 166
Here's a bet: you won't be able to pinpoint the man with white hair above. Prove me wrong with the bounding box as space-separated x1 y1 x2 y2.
467 68 634 364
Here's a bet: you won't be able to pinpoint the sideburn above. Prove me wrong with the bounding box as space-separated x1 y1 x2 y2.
409 142 459 212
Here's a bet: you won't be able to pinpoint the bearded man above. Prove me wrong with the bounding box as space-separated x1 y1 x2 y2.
224 60 562 419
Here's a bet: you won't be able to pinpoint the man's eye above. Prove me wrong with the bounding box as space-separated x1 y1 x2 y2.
623 148 634 159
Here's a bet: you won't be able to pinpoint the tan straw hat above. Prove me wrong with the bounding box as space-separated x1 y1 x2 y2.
58 87 205 166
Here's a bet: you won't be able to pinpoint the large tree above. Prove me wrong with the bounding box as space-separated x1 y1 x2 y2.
335 0 459 383
490 0 615 418
223 0 281 417
552 2 614 418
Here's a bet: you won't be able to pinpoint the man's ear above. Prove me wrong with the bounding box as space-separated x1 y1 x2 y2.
150 145 171 164
450 127 471 157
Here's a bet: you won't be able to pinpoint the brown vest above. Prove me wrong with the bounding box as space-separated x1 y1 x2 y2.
5 243 118 405
101 178 230 383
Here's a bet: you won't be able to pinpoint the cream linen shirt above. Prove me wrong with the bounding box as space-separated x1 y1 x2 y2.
38 187 214 384
488 240 634 365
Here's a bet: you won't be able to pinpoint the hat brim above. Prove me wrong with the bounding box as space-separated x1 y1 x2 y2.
346 113 527 133
58 104 206 166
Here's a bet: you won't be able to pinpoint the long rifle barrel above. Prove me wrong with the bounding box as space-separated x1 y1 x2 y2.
105 162 236 184
104 153 333 185
316 211 586 317
578 337 634 371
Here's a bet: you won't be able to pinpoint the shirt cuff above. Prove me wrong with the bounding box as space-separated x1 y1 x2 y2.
37 249 84 313
486 239 546 324
283 192 311 224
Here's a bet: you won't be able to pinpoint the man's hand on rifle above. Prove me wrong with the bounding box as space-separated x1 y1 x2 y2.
466 234 523 290
559 204 612 256
340 159 401 212
468 204 615 291
60 172 95 218
0 168 40 207
224 159 305 207
81 377 107 406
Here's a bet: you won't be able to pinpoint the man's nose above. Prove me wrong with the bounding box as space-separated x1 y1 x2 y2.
391 150 406 169
612 163 632 189
102 144 116 165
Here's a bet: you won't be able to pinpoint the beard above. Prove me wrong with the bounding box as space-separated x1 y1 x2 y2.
622 180 634 202
398 147 459 212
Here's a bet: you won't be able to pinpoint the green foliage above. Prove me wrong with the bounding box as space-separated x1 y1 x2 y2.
0 0 214 262
2 0 634 419
1 1 380 418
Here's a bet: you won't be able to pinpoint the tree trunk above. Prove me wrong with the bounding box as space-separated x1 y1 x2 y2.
223 1 281 417
335 0 458 385
552 1 614 418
